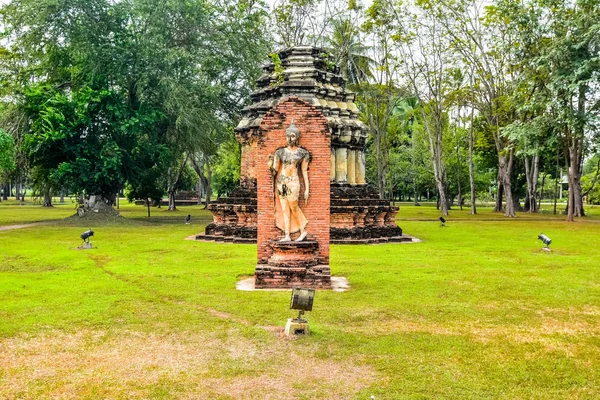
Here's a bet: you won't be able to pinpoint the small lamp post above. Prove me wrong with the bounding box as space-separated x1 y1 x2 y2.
285 288 315 336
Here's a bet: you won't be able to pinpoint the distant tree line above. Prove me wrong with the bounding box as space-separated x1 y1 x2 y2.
1 0 599 222
273 0 600 219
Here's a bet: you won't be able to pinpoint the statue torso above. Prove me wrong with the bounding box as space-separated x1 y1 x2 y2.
275 147 309 179
275 147 309 167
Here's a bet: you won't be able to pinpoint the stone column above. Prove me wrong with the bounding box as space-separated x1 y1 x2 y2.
335 147 348 183
330 147 336 181
347 149 356 185
356 151 366 184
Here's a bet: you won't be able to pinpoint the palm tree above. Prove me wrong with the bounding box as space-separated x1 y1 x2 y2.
327 19 375 85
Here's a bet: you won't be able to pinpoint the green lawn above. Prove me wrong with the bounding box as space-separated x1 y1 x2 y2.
0 202 599 399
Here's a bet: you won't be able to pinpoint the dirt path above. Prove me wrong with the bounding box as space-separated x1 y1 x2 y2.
0 222 48 231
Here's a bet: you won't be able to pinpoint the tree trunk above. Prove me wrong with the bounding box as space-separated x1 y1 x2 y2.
553 175 559 215
14 182 20 200
524 155 540 213
205 161 212 208
499 151 516 217
190 154 210 207
467 75 477 214
413 183 419 206
494 169 503 212
376 127 387 200
538 173 546 211
513 194 522 212
567 139 585 221
43 192 53 207
168 191 176 211
147 198 151 217
457 168 462 211
77 194 120 217
425 115 448 216
2 183 7 200
166 155 190 212
197 177 203 205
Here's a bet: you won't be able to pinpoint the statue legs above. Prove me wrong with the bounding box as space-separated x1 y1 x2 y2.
289 202 307 241
279 197 292 241
278 197 308 242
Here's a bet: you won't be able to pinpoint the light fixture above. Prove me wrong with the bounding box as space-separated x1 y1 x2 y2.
538 233 551 251
285 287 315 336
80 229 94 243
439 216 446 227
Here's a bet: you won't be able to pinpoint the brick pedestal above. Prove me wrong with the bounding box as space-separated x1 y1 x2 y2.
255 241 331 289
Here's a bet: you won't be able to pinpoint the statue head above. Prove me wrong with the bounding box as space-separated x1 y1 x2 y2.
286 119 300 146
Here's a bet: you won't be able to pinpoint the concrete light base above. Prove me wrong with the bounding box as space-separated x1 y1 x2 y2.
285 318 310 336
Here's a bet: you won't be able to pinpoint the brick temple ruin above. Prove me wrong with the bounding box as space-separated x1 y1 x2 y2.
197 46 409 244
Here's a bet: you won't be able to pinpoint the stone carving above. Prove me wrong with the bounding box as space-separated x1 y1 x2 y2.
269 120 310 242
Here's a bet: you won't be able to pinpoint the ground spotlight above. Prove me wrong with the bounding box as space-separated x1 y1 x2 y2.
439 216 446 227
285 287 314 336
538 233 551 251
80 229 94 243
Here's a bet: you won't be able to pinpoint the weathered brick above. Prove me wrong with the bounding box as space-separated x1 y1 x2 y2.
255 97 331 288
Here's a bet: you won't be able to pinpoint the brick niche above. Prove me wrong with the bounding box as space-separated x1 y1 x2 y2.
255 97 331 288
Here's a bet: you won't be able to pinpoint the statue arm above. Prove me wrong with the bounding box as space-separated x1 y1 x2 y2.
269 152 280 176
301 157 309 202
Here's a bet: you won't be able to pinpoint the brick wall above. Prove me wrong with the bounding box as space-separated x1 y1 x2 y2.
257 97 331 264
240 137 258 184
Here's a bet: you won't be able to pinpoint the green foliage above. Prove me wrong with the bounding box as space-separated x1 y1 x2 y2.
269 53 285 87
582 154 600 204
177 164 197 192
0 0 270 204
125 153 171 206
22 85 168 201
322 51 337 73
212 138 241 197
272 0 318 47
0 129 15 174
326 19 374 84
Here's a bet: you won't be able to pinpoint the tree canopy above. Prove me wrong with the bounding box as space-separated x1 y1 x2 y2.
0 0 598 219
0 0 270 209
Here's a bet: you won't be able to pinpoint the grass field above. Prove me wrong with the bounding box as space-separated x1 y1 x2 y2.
0 201 599 399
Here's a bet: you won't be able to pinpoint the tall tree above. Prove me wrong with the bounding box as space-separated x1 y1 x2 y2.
360 0 403 200
0 0 270 214
0 128 15 203
538 0 599 220
497 0 600 220
383 0 454 215
429 0 522 216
